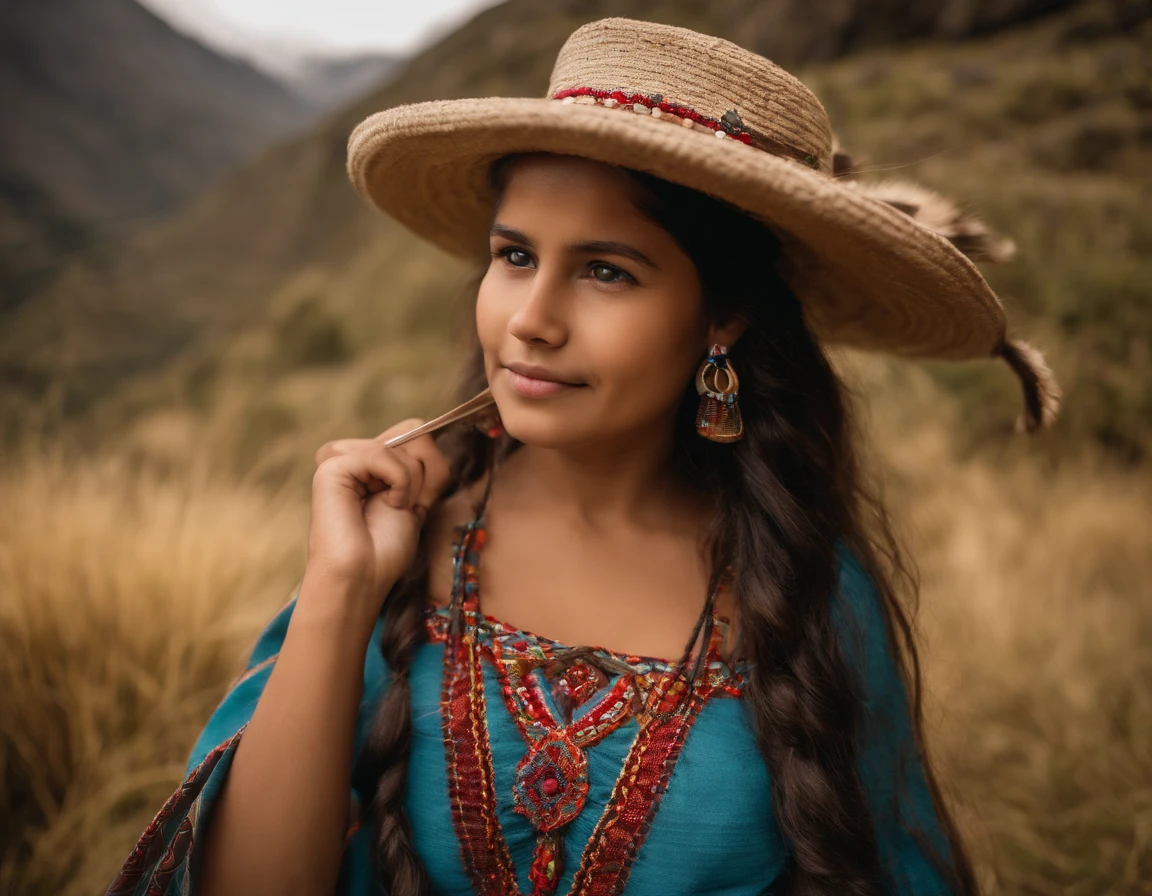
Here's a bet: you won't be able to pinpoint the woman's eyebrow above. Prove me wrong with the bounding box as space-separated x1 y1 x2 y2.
490 225 658 270
569 240 658 270
490 224 533 246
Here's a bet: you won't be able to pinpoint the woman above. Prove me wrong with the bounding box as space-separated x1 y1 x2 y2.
109 17 1060 896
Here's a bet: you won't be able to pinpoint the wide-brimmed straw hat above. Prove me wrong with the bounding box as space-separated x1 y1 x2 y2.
347 17 1061 432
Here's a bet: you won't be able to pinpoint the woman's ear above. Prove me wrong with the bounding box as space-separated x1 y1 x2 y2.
707 315 749 350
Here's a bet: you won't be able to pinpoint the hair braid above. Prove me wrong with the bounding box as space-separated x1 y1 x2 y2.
355 355 502 896
718 316 886 893
353 548 431 893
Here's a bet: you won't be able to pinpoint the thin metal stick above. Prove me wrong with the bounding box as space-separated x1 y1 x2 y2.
383 388 495 448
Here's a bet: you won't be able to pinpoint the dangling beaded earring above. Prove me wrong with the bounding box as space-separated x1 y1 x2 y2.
695 344 744 442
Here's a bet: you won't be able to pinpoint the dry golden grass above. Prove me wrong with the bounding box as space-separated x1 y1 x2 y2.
0 444 307 896
893 437 1152 894
1 3 1145 893
1 366 1149 893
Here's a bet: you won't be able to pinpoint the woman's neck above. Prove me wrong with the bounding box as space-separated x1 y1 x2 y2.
489 425 713 534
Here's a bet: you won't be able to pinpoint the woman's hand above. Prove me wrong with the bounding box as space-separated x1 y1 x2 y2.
302 419 452 621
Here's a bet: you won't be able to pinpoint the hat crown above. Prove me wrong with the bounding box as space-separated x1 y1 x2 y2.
547 18 834 173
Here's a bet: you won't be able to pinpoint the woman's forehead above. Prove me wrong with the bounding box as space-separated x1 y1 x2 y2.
493 156 656 234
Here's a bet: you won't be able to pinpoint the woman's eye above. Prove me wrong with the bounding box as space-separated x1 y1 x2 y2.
590 263 633 284
494 247 533 268
492 248 634 285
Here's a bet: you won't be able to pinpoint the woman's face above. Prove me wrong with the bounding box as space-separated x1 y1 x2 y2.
476 154 742 450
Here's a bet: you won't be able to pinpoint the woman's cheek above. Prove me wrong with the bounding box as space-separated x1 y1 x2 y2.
589 310 695 411
475 271 509 359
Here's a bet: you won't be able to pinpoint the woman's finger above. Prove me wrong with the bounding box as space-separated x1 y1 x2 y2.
395 433 452 511
313 445 417 514
315 438 374 467
314 419 426 468
377 443 426 511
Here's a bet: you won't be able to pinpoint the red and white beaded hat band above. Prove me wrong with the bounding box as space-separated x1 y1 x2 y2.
347 17 1061 432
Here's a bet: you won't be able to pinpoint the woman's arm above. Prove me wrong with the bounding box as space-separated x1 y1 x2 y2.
105 580 393 896
195 572 388 896
832 543 959 895
192 423 448 895
107 423 449 896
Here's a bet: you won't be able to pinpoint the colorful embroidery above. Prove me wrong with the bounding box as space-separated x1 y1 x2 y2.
105 729 241 896
439 522 522 892
431 515 745 895
565 678 710 896
513 730 590 831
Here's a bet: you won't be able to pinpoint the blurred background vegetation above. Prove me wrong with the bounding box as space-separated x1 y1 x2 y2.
0 0 1149 893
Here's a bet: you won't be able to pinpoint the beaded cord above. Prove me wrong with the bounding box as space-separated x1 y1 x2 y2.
554 87 754 143
552 86 822 169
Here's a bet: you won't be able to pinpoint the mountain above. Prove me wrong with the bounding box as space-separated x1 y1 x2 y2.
2 0 1147 460
286 52 405 109
0 0 313 308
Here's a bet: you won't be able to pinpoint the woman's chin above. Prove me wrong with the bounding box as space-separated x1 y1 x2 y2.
490 382 596 448
493 399 604 449
499 415 590 449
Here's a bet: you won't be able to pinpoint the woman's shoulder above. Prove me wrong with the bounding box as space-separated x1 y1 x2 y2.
828 537 914 706
831 537 887 622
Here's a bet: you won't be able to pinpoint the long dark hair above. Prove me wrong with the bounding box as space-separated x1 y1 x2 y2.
354 152 979 895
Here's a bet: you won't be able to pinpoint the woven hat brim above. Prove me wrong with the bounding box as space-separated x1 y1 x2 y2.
348 97 1007 360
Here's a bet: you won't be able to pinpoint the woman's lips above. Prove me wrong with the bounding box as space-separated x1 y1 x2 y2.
505 368 586 398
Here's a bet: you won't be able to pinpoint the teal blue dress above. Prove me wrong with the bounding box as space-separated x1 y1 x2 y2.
107 517 956 895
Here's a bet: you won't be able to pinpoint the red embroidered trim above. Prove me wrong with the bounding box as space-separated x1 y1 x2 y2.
149 816 194 892
494 653 637 744
436 518 741 896
567 678 714 895
112 726 372 895
424 607 746 695
106 730 239 895
440 524 520 893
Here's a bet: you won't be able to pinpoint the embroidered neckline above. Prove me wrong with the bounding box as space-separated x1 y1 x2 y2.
425 603 747 678
435 515 744 895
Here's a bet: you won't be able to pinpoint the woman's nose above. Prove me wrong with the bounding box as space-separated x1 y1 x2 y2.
507 269 569 347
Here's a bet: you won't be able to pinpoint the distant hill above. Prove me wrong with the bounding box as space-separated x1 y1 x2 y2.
0 0 313 307
286 52 405 109
3 0 1147 460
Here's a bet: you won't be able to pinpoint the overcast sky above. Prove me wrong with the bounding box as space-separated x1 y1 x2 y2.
138 0 501 69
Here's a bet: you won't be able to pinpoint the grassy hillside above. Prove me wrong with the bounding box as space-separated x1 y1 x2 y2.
1 1 1150 893
802 5 1152 459
9 0 1142 461
3 366 1150 895
0 0 312 309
